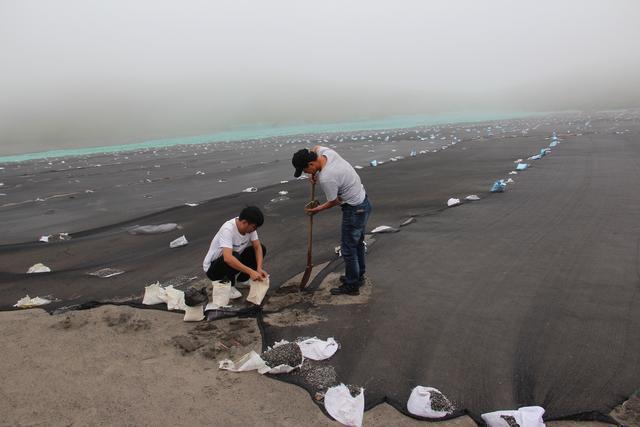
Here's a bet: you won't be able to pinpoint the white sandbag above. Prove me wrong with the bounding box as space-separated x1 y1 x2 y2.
185 202 199 207
128 223 178 235
27 263 51 274
169 235 188 248
242 187 258 193
407 386 454 418
324 384 365 427
219 351 269 373
142 281 167 305
297 337 339 361
247 277 270 305
371 225 399 234
89 268 124 278
211 281 231 307
519 406 546 427
14 295 52 308
183 304 205 322
229 286 242 299
481 406 545 427
447 198 461 207
39 235 50 243
465 195 480 201
164 285 187 311
218 350 297 375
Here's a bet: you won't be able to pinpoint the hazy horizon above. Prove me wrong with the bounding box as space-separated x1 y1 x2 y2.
1 0 639 156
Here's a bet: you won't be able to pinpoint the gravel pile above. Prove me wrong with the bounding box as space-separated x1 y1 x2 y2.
500 415 520 427
430 390 455 413
294 361 337 391
261 343 302 368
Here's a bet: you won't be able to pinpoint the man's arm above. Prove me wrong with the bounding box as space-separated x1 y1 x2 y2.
305 197 341 214
252 239 268 278
222 248 262 281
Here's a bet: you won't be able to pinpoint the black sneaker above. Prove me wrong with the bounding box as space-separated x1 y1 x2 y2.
330 285 360 296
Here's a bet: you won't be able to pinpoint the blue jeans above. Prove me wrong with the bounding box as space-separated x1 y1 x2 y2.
341 196 372 287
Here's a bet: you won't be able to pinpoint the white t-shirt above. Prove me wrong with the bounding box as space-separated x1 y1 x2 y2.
202 218 259 272
316 146 366 206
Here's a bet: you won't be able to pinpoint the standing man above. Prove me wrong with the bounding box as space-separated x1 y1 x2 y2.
291 146 372 295
202 206 268 286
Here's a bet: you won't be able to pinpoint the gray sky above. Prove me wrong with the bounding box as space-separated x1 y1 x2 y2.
1 0 639 155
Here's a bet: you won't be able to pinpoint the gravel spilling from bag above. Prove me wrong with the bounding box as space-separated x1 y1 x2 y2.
430 390 454 413
261 343 302 368
500 415 520 427
293 360 337 391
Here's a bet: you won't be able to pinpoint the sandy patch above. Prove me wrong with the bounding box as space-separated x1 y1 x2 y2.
1 305 486 426
262 262 373 328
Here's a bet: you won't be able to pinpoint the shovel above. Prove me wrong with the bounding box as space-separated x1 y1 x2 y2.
300 180 318 290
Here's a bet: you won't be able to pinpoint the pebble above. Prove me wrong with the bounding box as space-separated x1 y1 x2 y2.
293 360 337 391
500 415 520 427
430 390 455 412
261 343 302 368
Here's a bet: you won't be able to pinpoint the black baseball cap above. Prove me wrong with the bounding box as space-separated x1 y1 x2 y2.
291 149 316 177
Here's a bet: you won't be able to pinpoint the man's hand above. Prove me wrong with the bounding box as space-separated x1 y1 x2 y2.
257 268 269 279
249 270 264 281
304 200 321 215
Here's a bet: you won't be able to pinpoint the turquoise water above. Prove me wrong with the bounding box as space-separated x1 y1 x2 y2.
0 111 536 164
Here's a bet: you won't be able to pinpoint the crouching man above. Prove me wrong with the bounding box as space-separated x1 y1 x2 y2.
202 206 268 286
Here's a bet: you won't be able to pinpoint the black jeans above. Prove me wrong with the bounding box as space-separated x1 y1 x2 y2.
206 244 267 284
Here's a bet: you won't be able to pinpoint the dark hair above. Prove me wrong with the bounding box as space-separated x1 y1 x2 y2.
239 206 264 227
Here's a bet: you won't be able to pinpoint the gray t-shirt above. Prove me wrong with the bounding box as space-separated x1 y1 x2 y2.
316 146 366 206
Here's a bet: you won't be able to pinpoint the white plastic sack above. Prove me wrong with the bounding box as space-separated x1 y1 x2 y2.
465 195 480 201
89 268 124 278
246 277 270 305
447 198 461 207
407 386 453 418
183 304 205 322
164 285 187 311
324 384 365 427
142 281 167 305
481 406 545 427
242 187 258 193
211 281 231 307
27 263 51 274
219 351 269 373
169 235 188 248
371 225 399 234
39 235 50 243
128 223 178 235
14 295 52 308
219 350 298 375
297 337 339 361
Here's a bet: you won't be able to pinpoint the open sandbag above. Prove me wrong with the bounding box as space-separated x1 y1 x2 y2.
407 386 455 418
183 304 205 322
324 384 365 427
142 282 166 305
210 281 231 307
246 276 270 305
